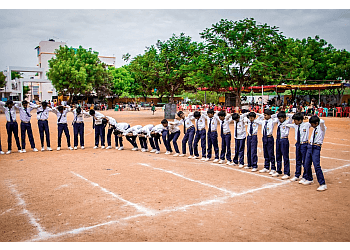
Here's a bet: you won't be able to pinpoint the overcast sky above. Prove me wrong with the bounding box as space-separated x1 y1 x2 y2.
1 8 350 73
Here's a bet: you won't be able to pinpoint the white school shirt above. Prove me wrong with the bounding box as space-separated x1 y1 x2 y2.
276 114 293 139
140 124 154 137
219 114 233 134
232 113 248 139
309 119 326 145
0 101 18 122
36 106 52 120
286 122 311 143
15 103 38 123
89 111 105 125
52 107 71 124
115 123 130 133
188 112 206 130
168 120 180 133
71 109 87 123
124 125 143 136
246 115 264 136
151 124 166 135
177 115 195 130
105 116 117 127
202 112 220 132
256 114 278 136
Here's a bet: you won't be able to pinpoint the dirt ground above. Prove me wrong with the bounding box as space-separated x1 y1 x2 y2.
0 109 350 242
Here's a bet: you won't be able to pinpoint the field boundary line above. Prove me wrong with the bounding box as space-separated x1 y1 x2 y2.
71 172 155 215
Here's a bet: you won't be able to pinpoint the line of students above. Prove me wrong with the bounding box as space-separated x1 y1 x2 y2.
0 101 327 191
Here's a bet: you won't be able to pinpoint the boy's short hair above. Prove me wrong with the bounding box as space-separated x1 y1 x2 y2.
207 109 214 115
264 109 273 115
161 119 168 124
231 113 239 120
76 106 82 114
292 112 304 121
22 100 28 105
89 109 95 116
57 106 64 111
218 111 226 117
6 100 13 106
309 115 320 124
247 112 256 118
193 111 201 118
42 101 48 107
177 111 184 117
277 111 286 118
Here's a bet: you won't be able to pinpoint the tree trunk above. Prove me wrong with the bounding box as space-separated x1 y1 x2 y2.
169 91 175 104
235 87 242 108
68 92 73 104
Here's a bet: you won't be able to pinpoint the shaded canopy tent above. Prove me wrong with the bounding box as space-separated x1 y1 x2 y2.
198 83 344 93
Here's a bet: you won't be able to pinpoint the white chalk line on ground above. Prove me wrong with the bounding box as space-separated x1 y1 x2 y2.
28 161 350 242
323 141 350 147
138 163 237 196
0 208 14 216
71 172 155 216
6 180 52 240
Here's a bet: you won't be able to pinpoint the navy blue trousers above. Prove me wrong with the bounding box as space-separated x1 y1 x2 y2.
126 135 138 148
94 124 105 146
6 121 21 150
220 133 232 161
21 122 35 149
276 138 290 175
303 145 326 185
38 120 50 147
295 143 308 178
247 135 258 168
169 131 180 154
233 138 245 165
162 130 172 152
194 129 206 157
207 131 219 159
107 127 118 147
262 136 276 170
139 137 148 150
73 123 84 147
58 123 71 147
182 127 195 155
149 137 156 150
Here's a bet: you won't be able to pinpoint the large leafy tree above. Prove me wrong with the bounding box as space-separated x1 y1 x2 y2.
47 45 113 103
109 66 141 97
200 18 287 107
0 72 6 88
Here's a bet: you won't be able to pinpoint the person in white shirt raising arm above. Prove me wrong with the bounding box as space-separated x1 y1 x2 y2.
14 100 39 153
51 105 73 151
231 112 248 168
36 101 53 151
0 100 23 154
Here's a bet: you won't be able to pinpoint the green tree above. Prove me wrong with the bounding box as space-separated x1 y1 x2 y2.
47 45 113 103
109 66 139 97
200 18 287 107
0 71 6 88
11 71 22 80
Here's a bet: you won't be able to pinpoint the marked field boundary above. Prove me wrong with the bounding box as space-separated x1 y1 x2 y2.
4 158 350 242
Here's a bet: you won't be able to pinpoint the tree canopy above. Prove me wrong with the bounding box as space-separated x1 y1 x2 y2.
0 72 6 88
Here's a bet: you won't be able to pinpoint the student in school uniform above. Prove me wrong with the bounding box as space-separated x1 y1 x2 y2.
0 100 23 154
167 119 181 157
202 109 220 162
231 112 248 167
190 111 207 160
14 100 39 153
105 116 118 150
36 101 53 151
123 125 143 150
137 124 154 152
70 105 87 150
286 112 310 182
114 122 131 150
301 116 327 191
176 111 196 158
256 109 278 174
272 111 293 179
87 109 107 149
160 119 173 155
245 112 263 172
218 111 233 165
51 105 73 151
150 122 167 154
